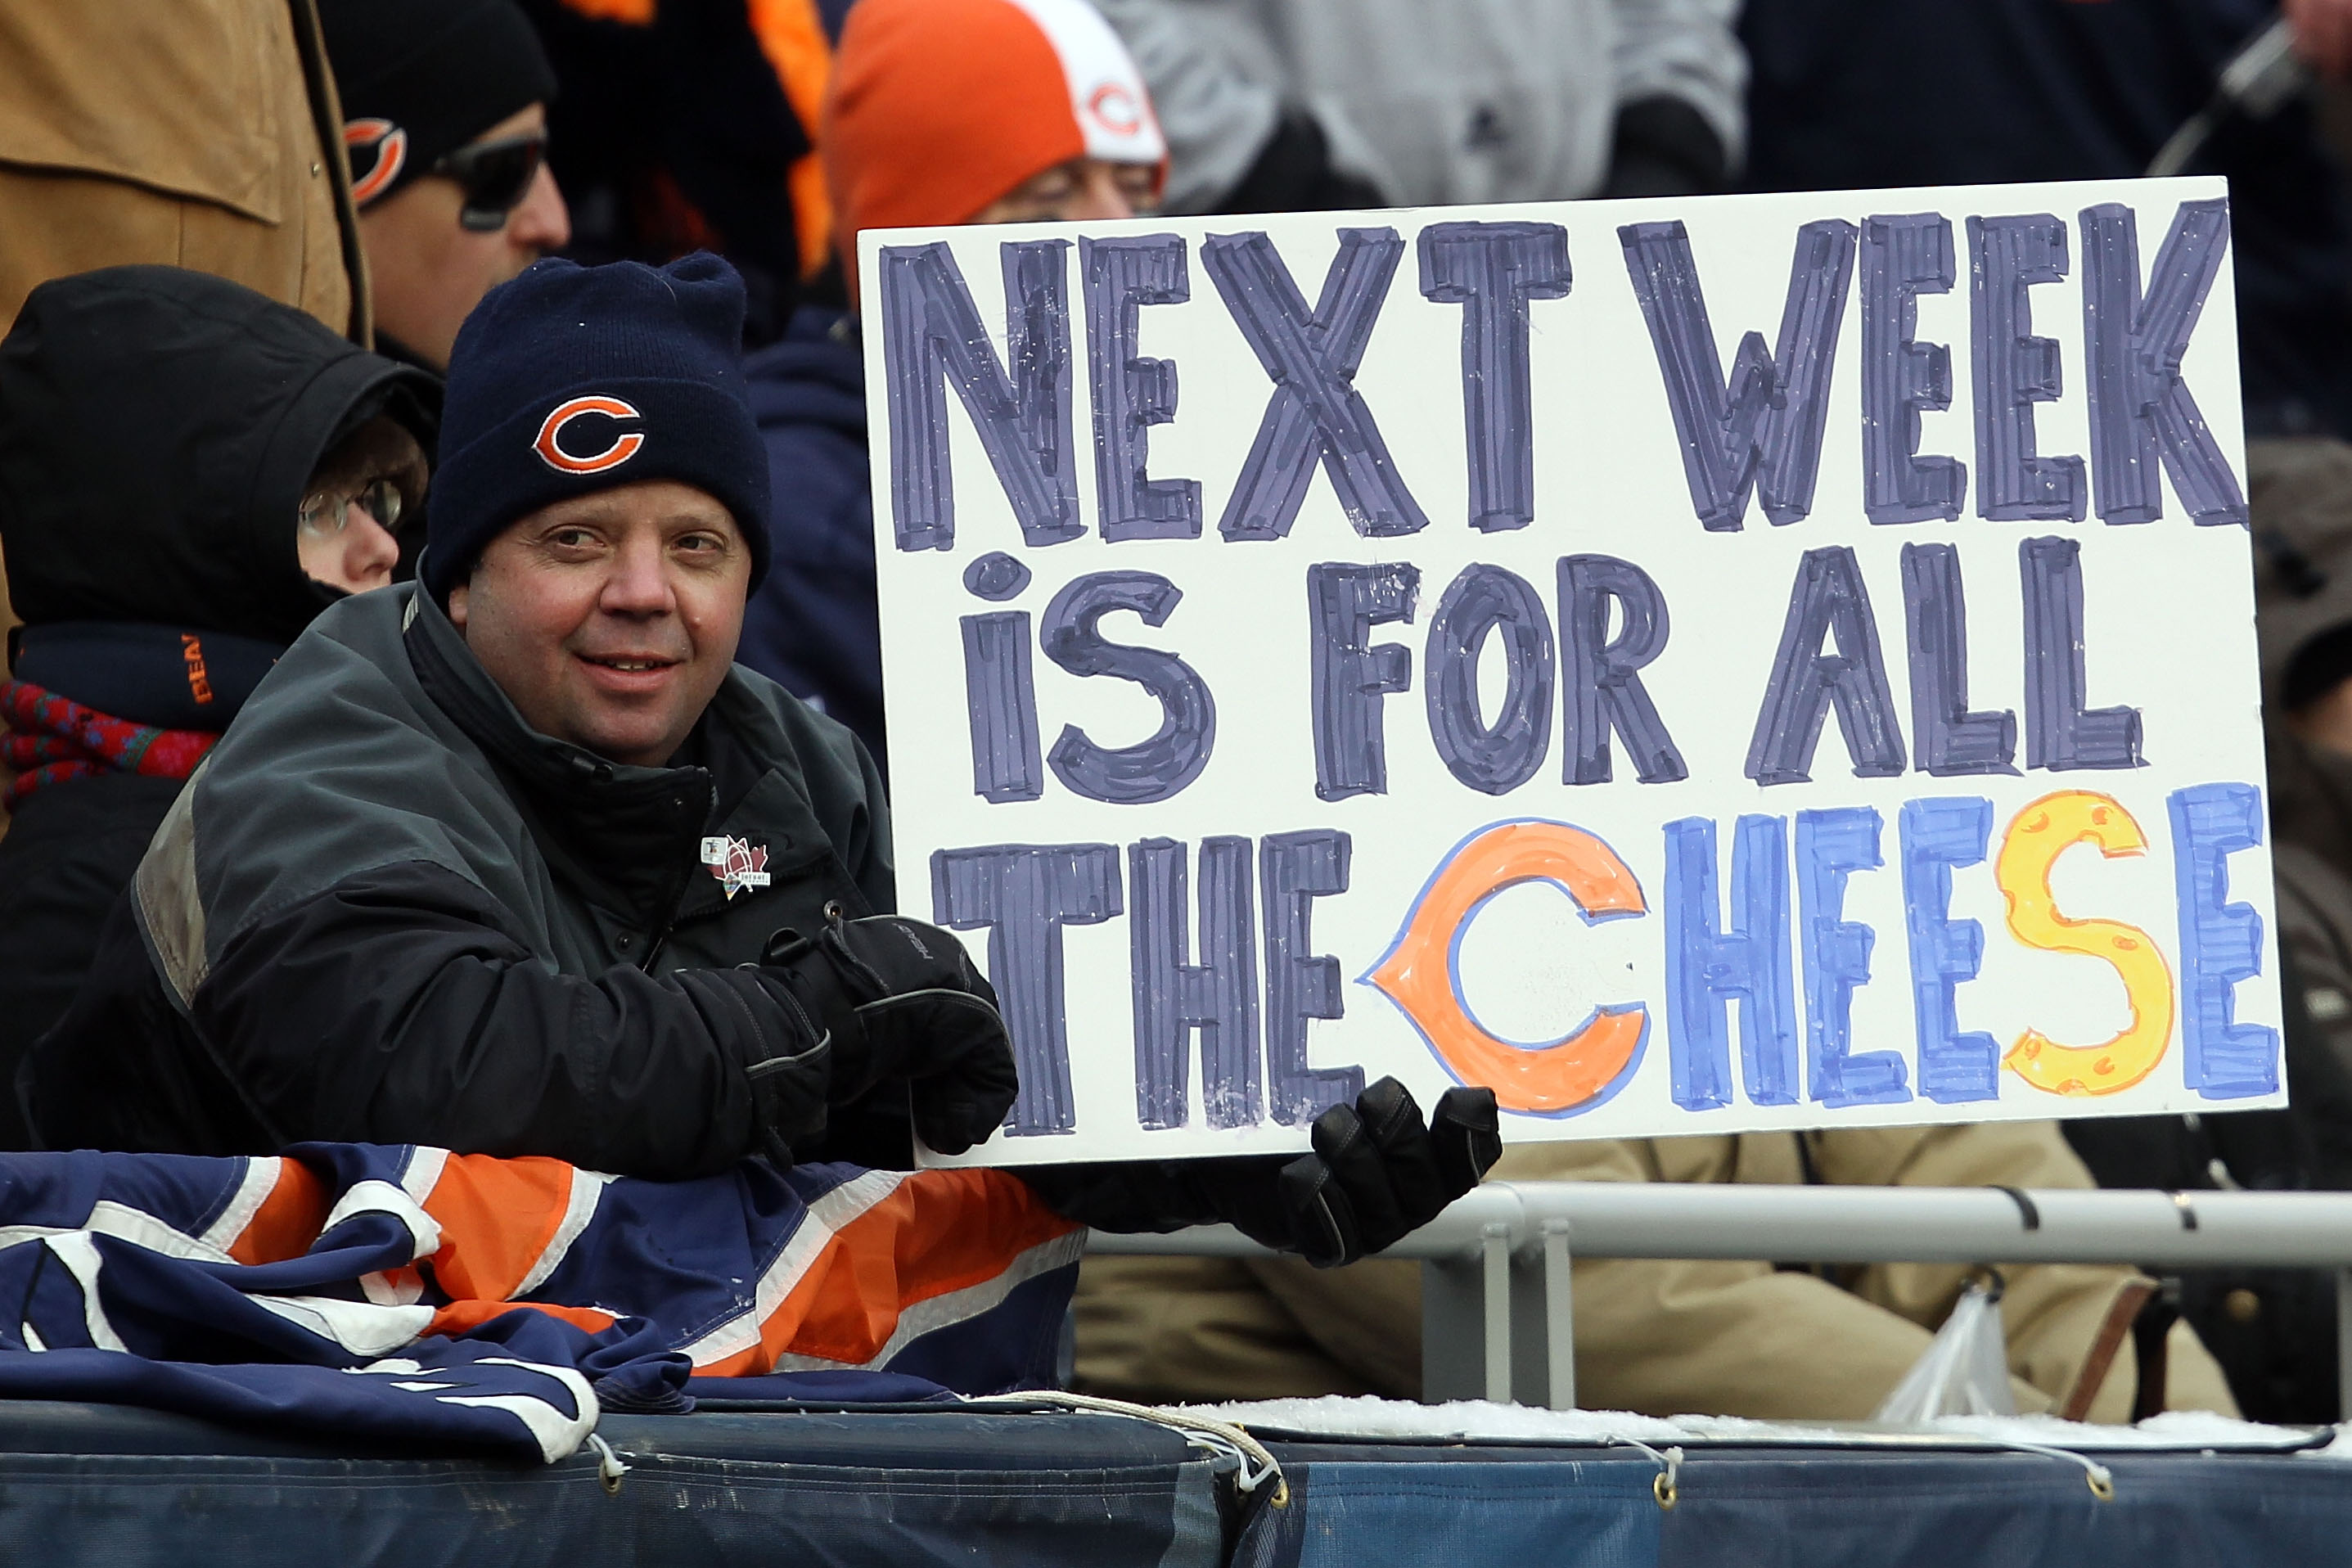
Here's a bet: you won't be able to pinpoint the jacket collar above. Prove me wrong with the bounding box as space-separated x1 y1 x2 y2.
400 585 723 930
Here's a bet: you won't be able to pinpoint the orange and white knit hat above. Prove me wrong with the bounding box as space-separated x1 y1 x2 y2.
823 0 1166 255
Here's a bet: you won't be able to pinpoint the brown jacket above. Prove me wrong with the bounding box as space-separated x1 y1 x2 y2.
1076 1120 2237 1422
0 0 364 341
0 0 367 802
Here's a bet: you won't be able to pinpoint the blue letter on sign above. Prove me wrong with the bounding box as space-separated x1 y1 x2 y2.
1619 217 1857 531
1201 229 1431 541
1969 214 2086 523
1309 561 1420 801
1130 836 1261 1129
1084 234 1202 542
1262 830 1366 1125
1425 563 1554 795
2079 201 2246 527
1417 220 1573 534
877 240 1079 552
1664 814 1799 1111
1860 214 1967 526
960 611 1043 802
1799 806 1910 1107
1747 545 1907 786
1041 571 1216 804
932 844 1123 1135
2169 782 2282 1098
1899 796 1998 1103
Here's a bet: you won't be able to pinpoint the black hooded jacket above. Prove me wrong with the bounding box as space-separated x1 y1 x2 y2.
0 267 438 1147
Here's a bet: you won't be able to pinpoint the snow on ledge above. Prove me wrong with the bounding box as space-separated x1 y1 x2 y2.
1169 1396 2336 1455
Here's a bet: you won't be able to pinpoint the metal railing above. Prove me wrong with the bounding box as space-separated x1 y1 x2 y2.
1088 1183 2352 1412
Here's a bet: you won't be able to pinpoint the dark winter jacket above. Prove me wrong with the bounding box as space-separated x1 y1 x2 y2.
0 267 437 1148
1739 0 2352 442
21 581 892 1180
739 308 887 767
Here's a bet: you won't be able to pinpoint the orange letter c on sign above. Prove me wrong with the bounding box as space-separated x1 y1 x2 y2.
534 395 645 475
1366 819 1648 1115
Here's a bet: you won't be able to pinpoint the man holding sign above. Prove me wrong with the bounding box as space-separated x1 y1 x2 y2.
23 251 1496 1287
850 108 2259 1412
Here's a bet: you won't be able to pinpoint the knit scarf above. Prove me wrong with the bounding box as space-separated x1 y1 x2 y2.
1 679 219 810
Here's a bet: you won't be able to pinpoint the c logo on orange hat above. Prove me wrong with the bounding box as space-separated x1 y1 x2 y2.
344 119 408 206
1088 81 1142 137
534 395 646 475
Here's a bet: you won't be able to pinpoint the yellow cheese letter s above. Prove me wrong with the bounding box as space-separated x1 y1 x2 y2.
1995 791 2174 1096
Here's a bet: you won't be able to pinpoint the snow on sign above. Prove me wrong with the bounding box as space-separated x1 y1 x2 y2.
859 176 2285 1166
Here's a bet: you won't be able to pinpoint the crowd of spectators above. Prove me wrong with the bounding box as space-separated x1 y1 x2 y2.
2 0 2350 1424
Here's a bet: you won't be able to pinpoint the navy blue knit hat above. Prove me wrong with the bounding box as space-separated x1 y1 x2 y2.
422 252 770 603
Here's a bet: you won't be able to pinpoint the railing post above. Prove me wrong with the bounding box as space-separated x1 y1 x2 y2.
1503 1217 1579 1410
1481 1223 1512 1403
1418 1241 1499 1404
2337 1267 2352 1422
1542 1219 1575 1410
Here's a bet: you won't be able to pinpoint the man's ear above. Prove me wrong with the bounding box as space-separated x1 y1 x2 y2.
447 580 469 633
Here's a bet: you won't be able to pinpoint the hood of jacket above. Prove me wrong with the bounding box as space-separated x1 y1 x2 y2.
0 266 441 647
743 307 866 441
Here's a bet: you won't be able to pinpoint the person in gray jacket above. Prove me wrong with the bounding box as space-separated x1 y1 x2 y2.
1094 0 1746 214
21 250 1498 1268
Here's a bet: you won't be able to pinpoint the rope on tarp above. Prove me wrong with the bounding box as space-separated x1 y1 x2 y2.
1981 1436 2115 1499
1610 1438 1685 1509
969 1390 1289 1506
585 1431 630 1495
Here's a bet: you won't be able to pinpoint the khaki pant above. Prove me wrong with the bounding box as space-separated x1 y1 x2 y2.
1077 1122 2238 1422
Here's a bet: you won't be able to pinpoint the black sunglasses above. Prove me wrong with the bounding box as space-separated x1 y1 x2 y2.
433 132 547 232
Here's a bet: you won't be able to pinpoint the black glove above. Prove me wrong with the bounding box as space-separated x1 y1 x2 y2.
1220 110 1388 214
1602 96 1730 199
758 913 1019 1158
1017 1078 1501 1268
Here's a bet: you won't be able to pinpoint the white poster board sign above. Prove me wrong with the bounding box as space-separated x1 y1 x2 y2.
860 176 2285 1165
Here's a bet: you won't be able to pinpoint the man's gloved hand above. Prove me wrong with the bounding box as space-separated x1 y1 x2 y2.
757 913 1018 1158
1016 1077 1502 1268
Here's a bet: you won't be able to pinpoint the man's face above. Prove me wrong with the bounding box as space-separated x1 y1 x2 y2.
359 103 571 370
447 480 750 767
970 156 1158 224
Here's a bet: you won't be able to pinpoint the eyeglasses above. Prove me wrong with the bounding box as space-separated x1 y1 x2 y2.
299 477 405 540
433 131 547 232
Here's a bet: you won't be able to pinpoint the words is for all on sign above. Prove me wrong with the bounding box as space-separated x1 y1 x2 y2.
859 176 2284 1165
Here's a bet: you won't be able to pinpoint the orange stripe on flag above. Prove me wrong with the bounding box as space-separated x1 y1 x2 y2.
427 1298 618 1338
416 1154 579 1304
738 1169 1079 1372
227 1158 331 1265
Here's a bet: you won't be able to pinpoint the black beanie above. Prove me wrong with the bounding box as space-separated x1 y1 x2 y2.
320 0 558 205
423 252 772 602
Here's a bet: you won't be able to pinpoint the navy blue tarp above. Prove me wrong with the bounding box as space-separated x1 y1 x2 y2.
1243 1441 2352 1568
5 1401 2351 1567
0 1402 1222 1568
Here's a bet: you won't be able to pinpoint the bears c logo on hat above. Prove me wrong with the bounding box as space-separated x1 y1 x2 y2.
1087 81 1142 137
344 119 409 206
533 395 645 475
423 254 772 606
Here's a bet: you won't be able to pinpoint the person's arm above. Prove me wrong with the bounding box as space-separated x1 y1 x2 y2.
1024 1078 1498 1267
192 868 1016 1182
1602 0 1746 196
187 860 830 1179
